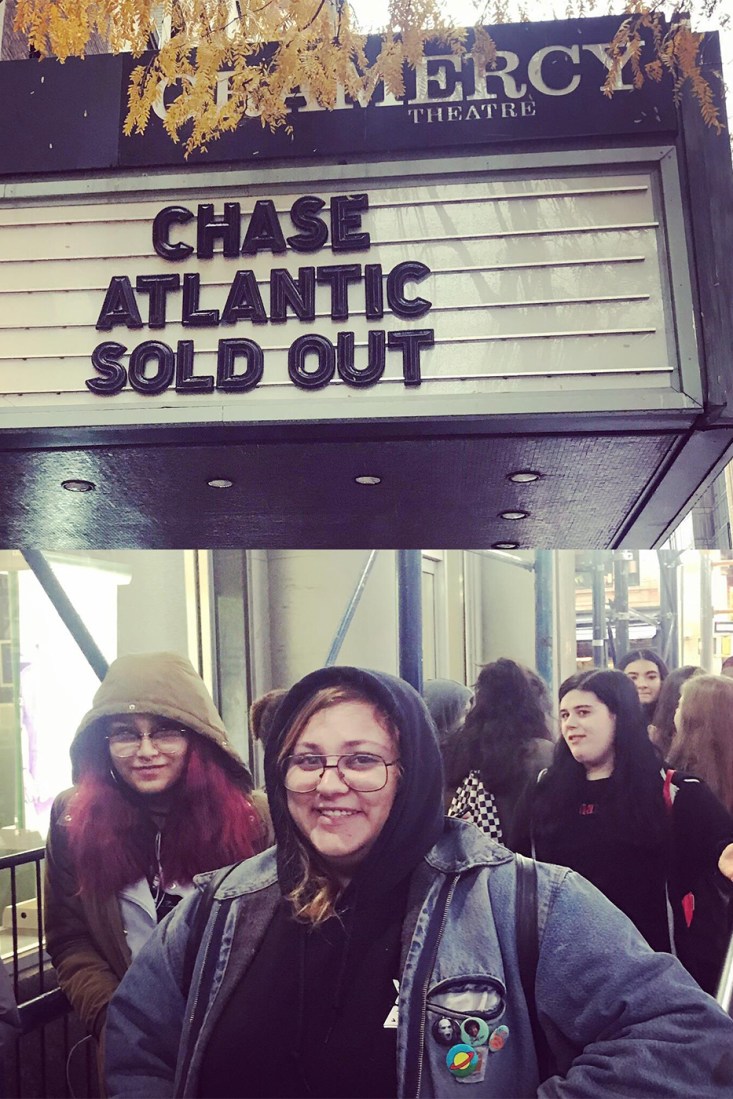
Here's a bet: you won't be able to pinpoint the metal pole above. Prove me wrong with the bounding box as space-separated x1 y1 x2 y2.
613 551 630 660
700 553 714 673
591 558 607 668
21 550 108 682
534 550 554 691
325 551 379 665
658 550 682 670
397 550 423 692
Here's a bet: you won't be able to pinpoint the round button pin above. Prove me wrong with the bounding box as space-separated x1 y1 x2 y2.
433 1017 460 1046
446 1043 480 1078
489 1024 509 1052
460 1016 490 1047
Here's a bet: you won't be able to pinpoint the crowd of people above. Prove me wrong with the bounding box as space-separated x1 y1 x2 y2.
35 648 733 1097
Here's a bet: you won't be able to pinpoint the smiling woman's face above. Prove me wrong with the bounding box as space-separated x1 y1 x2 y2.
285 699 400 882
107 713 190 795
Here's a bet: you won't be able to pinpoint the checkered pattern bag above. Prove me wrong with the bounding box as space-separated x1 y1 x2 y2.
448 769 504 842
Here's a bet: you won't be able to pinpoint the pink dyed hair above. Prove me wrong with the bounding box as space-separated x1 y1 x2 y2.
66 734 262 897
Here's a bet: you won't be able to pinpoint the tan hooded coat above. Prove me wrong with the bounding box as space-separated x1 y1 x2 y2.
44 652 262 1046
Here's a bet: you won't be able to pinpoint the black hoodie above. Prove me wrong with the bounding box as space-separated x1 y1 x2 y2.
198 667 445 1099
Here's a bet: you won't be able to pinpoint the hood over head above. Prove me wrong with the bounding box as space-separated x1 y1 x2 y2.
71 651 252 787
422 678 472 745
264 666 445 899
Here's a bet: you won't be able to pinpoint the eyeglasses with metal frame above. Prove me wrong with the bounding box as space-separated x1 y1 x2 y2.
283 752 400 793
106 723 190 758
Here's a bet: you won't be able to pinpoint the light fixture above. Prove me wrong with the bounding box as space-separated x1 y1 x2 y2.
207 478 233 489
507 470 541 483
499 509 529 520
61 479 95 493
492 541 519 550
354 475 382 486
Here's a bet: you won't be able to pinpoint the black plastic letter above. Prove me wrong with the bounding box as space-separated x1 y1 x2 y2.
287 195 329 253
364 264 384 321
241 200 287 255
387 329 434 387
96 277 143 331
387 261 432 318
182 273 220 327
288 334 335 389
196 203 241 259
128 341 175 394
337 331 385 387
216 340 264 392
270 268 316 323
152 206 195 261
175 340 214 393
331 195 370 253
221 271 267 325
317 265 362 321
86 342 128 395
136 274 181 328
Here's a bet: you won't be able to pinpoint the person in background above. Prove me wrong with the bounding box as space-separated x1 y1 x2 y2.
44 652 264 1078
720 655 733 678
422 679 472 749
513 668 733 994
444 659 554 844
422 678 472 806
105 665 733 1098
667 673 733 992
617 648 669 725
648 665 705 757
669 674 733 816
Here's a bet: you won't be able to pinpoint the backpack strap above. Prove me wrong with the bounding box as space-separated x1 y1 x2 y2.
181 863 237 995
515 854 554 1083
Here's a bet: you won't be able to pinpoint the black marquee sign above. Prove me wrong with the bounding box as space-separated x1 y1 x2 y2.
0 16 689 177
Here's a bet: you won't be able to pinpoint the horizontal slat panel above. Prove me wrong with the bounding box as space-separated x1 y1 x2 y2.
0 223 660 292
0 300 665 357
0 332 670 394
0 174 652 226
0 165 688 422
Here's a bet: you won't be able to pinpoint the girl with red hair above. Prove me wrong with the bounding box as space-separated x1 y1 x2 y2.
44 652 264 1072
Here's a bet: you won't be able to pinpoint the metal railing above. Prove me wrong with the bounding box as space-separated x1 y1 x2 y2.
0 847 97 1098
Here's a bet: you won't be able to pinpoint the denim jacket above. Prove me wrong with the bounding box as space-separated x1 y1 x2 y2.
105 820 733 1098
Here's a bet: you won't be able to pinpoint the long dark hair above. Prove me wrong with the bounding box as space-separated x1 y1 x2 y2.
67 734 262 897
444 658 552 794
649 665 705 757
534 669 666 847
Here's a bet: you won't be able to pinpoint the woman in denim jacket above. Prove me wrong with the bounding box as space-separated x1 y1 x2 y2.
105 666 733 1098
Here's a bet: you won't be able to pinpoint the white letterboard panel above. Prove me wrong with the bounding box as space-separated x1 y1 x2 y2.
0 156 701 429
